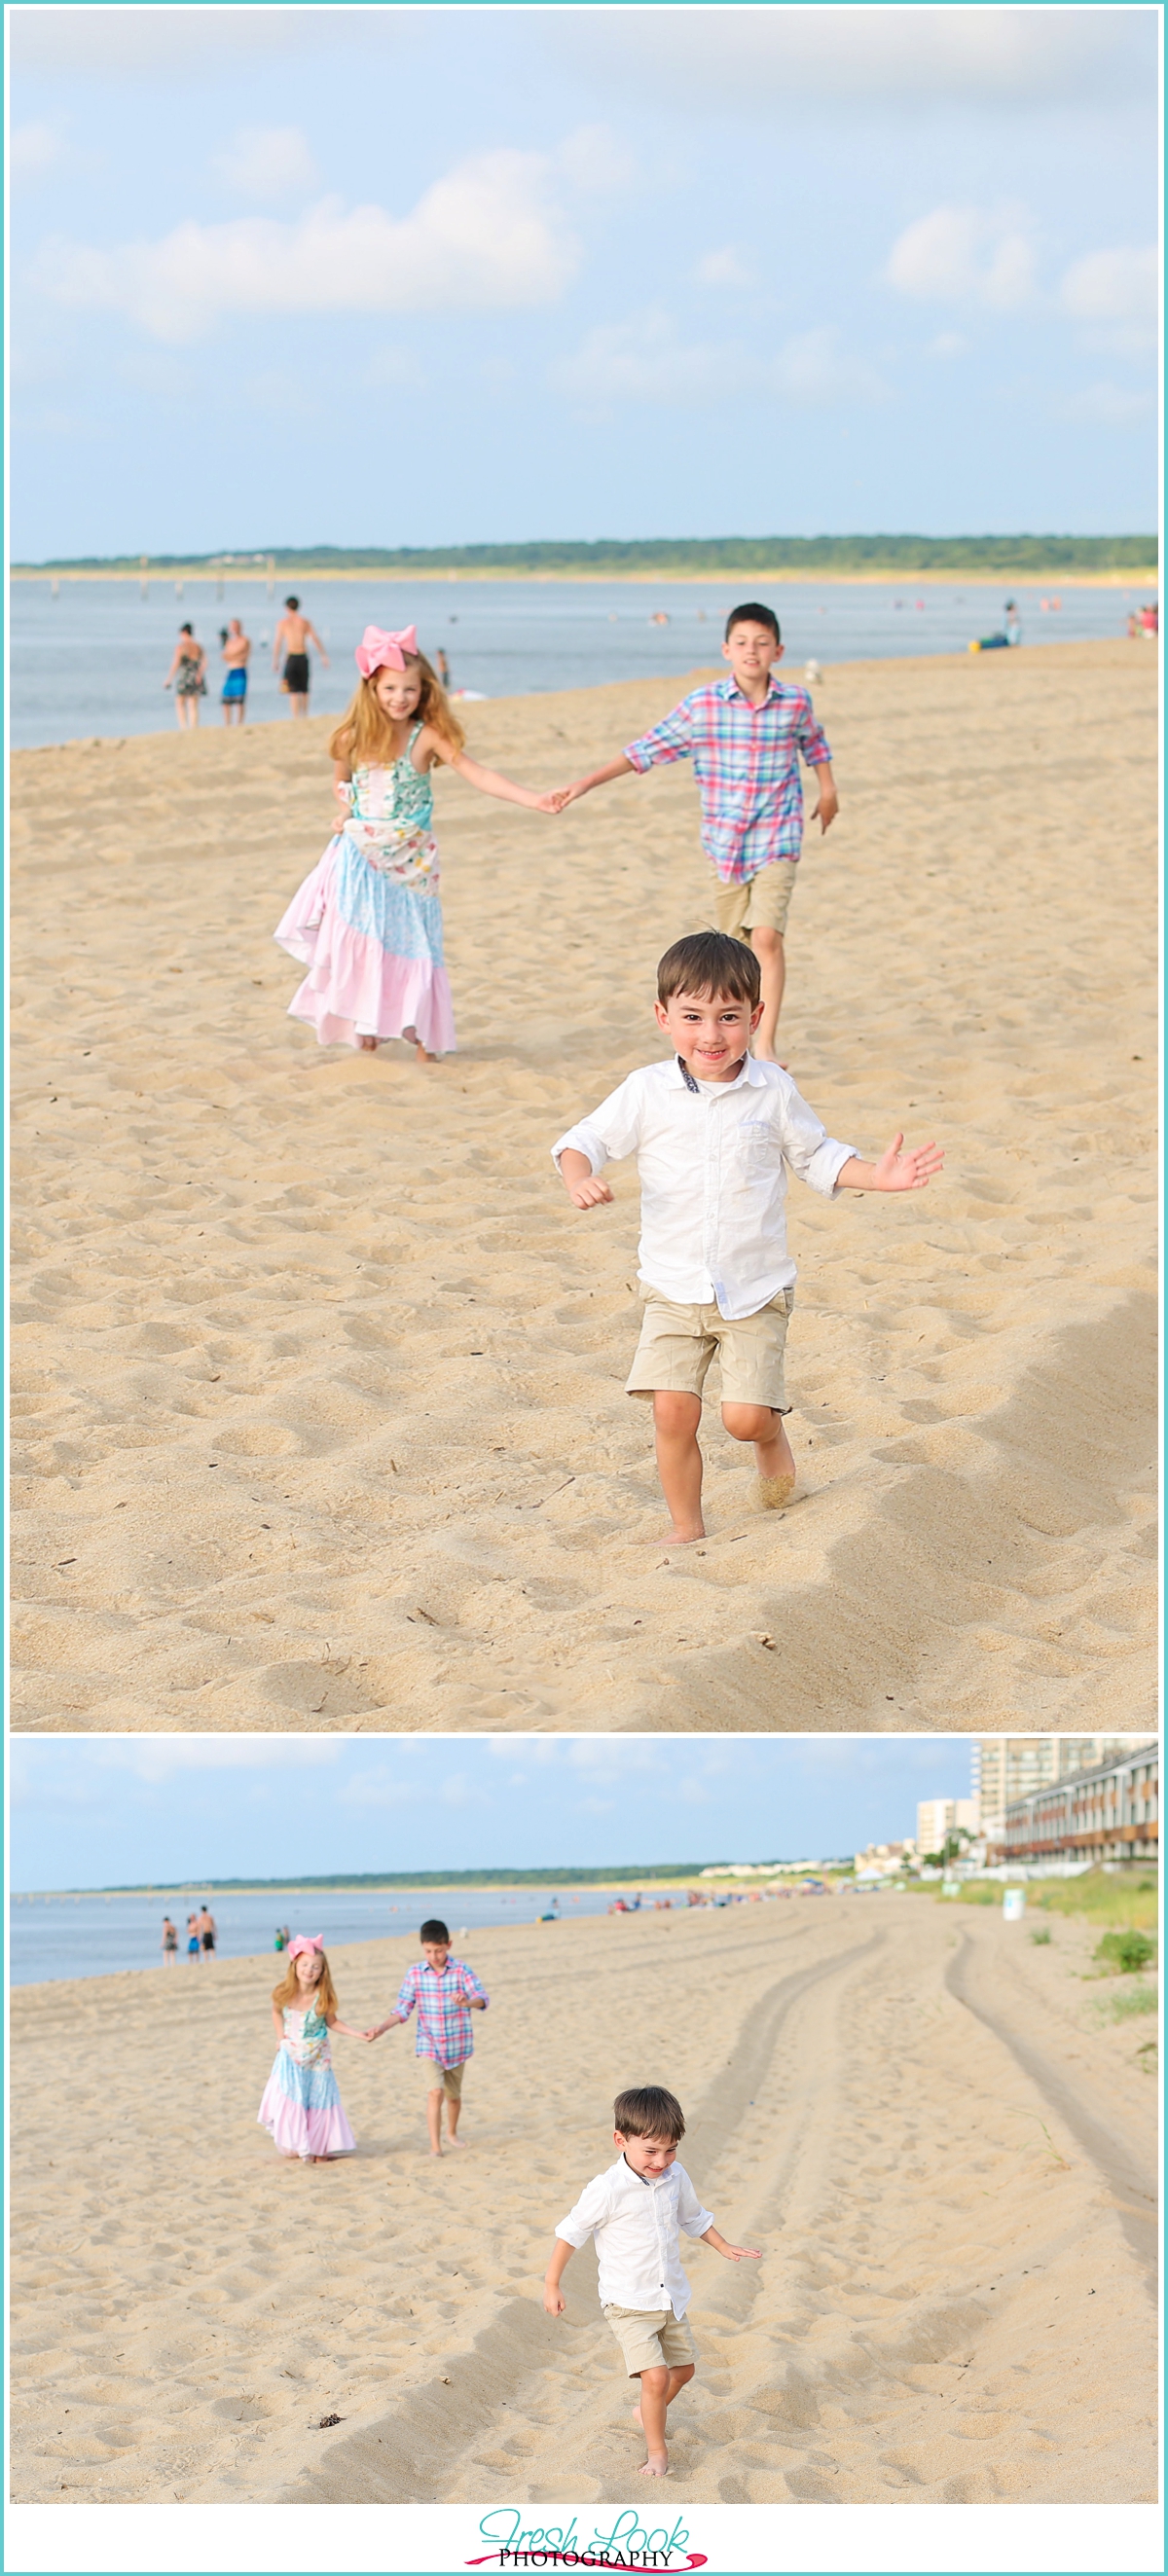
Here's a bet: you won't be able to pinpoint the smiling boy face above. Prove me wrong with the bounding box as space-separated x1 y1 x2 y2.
422 1940 451 1971
615 2129 678 2177
655 986 763 1080
722 619 784 690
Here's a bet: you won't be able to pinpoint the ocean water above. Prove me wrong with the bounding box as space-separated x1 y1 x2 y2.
9 574 1145 750
9 1879 706 1985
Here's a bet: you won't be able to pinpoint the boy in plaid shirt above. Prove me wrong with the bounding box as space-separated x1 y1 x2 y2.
366 1918 489 2156
551 601 837 1058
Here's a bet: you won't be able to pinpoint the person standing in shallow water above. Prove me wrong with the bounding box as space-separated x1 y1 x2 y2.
273 596 328 715
164 625 206 729
220 617 250 724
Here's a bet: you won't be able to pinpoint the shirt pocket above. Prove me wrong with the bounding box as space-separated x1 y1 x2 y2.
736 1118 778 1166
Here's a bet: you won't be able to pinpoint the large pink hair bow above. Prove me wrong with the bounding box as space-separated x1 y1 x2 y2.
287 1934 324 1960
355 624 419 676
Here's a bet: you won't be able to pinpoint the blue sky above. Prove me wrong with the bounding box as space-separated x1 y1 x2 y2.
10 6 1158 557
10 1736 973 1889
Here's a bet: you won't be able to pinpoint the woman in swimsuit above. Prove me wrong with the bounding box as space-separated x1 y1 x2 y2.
164 625 207 729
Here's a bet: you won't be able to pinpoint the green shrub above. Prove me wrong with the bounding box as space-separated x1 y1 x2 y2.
1095 1927 1156 1975
1029 1927 1052 1944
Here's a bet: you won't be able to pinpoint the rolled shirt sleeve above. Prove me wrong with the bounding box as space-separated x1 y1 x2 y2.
623 700 696 773
393 1969 419 2020
779 1077 858 1197
794 695 831 769
556 2174 611 2248
460 1965 489 2011
675 2169 715 2238
552 1070 648 1178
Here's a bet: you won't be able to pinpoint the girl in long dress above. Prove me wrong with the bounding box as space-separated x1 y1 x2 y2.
258 1937 368 2164
274 623 558 1062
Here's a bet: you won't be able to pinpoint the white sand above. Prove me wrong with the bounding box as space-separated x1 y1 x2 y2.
11 1897 1156 2503
11 640 1156 1727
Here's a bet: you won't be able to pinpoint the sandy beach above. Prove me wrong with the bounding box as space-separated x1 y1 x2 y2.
11 639 1156 1729
10 1897 1156 2506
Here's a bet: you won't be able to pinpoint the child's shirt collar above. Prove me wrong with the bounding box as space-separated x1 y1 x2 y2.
674 1053 757 1095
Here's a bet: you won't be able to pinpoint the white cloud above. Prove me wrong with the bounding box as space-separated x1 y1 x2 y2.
548 9 1151 111
10 8 384 75
931 331 969 358
364 345 428 393
1062 381 1155 427
556 124 638 197
216 124 319 203
553 312 885 411
552 310 731 408
1058 244 1158 354
695 247 751 290
772 325 887 405
11 121 65 182
885 202 1039 308
34 149 579 342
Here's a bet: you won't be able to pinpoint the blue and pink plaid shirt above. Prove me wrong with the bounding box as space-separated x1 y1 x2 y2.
394 1957 489 2066
624 676 832 884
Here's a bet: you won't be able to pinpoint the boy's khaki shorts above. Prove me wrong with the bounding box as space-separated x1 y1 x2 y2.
602 2304 698 2376
711 858 796 942
627 1287 794 1411
416 2056 466 2098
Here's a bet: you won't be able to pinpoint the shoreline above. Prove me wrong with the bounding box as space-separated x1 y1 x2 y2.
11 636 1155 762
11 565 1156 588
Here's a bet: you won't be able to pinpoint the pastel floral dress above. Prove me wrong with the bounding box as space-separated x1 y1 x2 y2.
257 2005 357 2160
274 725 456 1053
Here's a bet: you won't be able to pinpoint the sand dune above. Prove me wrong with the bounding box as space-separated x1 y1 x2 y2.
10 640 1156 1728
10 1898 1156 2504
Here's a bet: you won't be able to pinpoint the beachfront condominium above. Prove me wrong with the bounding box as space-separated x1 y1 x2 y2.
916 1797 979 1857
974 1737 1140 1846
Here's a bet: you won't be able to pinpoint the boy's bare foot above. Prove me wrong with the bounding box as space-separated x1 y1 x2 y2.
640 1521 704 1545
757 1472 795 1509
445 2133 464 2148
638 2453 669 2478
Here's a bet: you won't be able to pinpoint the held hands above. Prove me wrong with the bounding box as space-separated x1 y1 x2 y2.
871 1133 944 1191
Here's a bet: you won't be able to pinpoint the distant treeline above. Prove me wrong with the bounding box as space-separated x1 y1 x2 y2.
16 535 1157 578
95 1864 730 1892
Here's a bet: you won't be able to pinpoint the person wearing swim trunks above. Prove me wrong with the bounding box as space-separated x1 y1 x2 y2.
221 617 250 725
274 596 329 716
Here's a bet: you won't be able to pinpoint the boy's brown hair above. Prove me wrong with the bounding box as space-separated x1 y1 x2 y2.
613 2085 686 2142
657 930 760 1009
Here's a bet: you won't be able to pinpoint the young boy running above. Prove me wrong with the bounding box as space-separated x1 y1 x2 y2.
551 602 835 1057
365 1919 489 2156
544 2085 760 2479
552 930 942 1545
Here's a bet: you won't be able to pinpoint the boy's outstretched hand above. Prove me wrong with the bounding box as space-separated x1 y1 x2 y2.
838 1134 944 1193
716 2242 762 2262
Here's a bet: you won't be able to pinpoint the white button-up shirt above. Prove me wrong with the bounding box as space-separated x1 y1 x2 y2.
556 2156 714 2315
552 1056 857 1322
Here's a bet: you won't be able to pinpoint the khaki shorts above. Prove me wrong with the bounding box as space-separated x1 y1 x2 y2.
627 1287 794 1411
602 2304 698 2377
712 859 796 942
416 2056 465 2098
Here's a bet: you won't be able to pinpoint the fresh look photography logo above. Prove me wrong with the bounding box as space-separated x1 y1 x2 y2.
467 2505 707 2568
